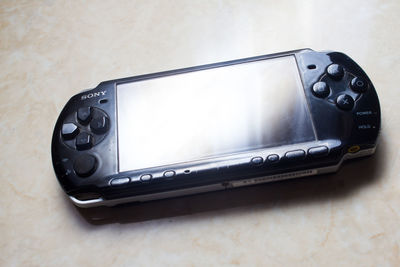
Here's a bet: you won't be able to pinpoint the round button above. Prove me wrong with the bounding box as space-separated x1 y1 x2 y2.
140 174 152 182
251 157 263 165
327 64 344 80
163 170 176 178
336 94 354 111
312 82 330 98
73 154 97 177
267 154 279 163
350 77 368 93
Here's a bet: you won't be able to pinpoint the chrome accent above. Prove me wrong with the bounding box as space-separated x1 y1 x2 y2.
69 147 376 208
70 183 225 208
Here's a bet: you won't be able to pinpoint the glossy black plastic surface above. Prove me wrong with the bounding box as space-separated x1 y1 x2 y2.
51 49 380 203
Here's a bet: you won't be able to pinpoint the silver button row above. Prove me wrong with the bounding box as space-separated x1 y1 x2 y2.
110 170 177 186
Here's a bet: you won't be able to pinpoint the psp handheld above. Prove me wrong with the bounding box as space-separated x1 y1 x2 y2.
51 49 380 208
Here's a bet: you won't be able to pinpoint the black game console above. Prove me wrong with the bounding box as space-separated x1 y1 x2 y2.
52 49 380 208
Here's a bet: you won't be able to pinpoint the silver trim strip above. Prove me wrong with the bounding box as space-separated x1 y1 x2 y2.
69 147 376 208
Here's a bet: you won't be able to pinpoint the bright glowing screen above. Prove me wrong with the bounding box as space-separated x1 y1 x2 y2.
117 56 315 172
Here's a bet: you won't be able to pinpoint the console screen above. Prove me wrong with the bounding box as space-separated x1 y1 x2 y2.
117 56 316 172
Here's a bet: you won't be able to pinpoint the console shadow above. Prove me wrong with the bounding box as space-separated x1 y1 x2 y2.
72 140 385 225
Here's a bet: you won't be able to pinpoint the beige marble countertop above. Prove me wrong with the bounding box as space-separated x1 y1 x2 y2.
1 1 399 266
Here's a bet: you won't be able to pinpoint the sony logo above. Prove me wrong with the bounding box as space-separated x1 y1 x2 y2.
81 90 106 100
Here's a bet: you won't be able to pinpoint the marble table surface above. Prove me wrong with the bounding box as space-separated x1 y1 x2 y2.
1 1 399 266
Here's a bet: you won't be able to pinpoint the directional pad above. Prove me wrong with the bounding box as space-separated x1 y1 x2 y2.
61 123 79 140
76 132 93 150
61 107 110 150
77 107 92 125
90 115 109 134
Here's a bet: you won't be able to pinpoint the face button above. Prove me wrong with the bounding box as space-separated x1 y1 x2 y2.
163 170 176 178
267 154 279 163
350 77 368 93
336 94 354 111
140 174 152 182
284 150 306 160
312 82 330 98
76 132 93 150
77 107 92 125
327 64 344 80
251 156 263 165
308 146 328 157
110 177 130 186
90 115 109 134
73 154 97 177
